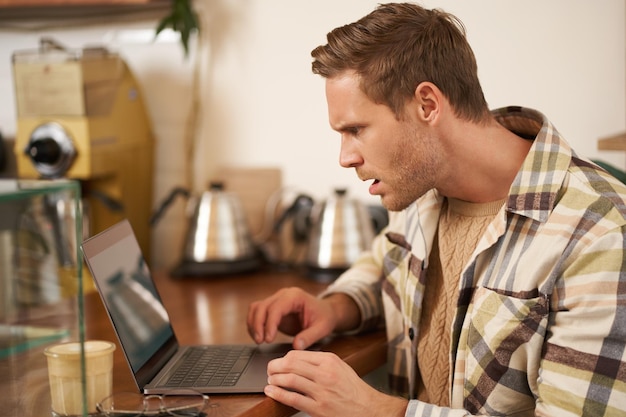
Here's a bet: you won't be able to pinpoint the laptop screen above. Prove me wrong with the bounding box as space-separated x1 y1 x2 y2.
82 220 175 374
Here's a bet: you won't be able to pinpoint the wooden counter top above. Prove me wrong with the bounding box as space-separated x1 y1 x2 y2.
84 269 387 417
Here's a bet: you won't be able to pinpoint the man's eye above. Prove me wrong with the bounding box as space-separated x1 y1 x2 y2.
347 127 361 136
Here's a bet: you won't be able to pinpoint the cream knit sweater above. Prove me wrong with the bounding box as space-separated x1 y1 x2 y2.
416 197 505 406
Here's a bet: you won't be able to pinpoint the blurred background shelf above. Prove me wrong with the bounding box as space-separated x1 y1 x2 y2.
598 132 626 151
0 0 171 24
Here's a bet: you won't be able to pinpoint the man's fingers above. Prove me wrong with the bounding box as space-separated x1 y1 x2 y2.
294 321 332 350
247 300 272 343
268 350 330 379
247 287 333 347
247 289 302 344
264 383 316 412
264 300 300 342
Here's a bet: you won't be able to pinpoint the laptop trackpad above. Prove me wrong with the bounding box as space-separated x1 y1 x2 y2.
238 344 292 389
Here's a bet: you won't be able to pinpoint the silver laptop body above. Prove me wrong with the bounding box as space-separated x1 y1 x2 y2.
82 219 290 395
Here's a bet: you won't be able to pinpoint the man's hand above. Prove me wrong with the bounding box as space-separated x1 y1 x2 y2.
264 350 408 417
247 287 361 350
247 287 336 349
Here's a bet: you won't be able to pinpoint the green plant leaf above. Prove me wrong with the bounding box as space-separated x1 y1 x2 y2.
155 0 200 57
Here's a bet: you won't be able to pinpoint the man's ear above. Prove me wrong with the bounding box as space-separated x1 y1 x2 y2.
414 82 441 123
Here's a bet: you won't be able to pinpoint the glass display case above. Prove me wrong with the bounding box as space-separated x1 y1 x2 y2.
0 179 85 416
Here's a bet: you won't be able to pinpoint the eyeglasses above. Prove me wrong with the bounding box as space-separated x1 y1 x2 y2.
96 389 210 416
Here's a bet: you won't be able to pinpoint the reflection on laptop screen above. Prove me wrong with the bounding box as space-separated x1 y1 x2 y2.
87 234 173 372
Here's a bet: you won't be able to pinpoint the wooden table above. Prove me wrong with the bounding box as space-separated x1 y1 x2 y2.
84 268 388 417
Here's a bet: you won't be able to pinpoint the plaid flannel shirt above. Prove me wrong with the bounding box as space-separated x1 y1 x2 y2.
323 107 626 416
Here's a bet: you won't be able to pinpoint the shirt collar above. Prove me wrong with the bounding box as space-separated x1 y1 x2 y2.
493 106 572 223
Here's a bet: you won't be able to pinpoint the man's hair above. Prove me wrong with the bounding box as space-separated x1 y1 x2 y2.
311 2 490 122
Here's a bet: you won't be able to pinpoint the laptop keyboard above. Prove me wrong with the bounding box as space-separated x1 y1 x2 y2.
165 346 255 387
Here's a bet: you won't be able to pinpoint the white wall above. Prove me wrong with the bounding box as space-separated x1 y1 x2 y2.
0 0 624 269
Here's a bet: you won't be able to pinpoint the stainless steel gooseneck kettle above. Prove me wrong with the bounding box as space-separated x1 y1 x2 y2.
305 188 376 282
151 181 261 276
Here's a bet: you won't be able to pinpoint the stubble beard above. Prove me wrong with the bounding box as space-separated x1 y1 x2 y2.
380 166 431 212
380 130 436 212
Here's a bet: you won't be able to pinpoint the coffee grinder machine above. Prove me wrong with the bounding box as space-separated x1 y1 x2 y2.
12 38 154 259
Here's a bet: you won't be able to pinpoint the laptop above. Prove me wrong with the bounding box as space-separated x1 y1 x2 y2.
82 219 291 395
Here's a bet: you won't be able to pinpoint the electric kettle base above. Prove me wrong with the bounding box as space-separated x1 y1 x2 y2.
171 257 262 277
304 266 347 283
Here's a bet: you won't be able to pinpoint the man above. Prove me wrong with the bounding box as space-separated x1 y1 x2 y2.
247 3 626 416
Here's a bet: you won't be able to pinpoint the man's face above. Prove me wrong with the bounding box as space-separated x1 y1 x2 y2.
325 72 440 211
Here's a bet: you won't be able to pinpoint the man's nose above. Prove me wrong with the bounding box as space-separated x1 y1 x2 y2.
339 136 363 168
